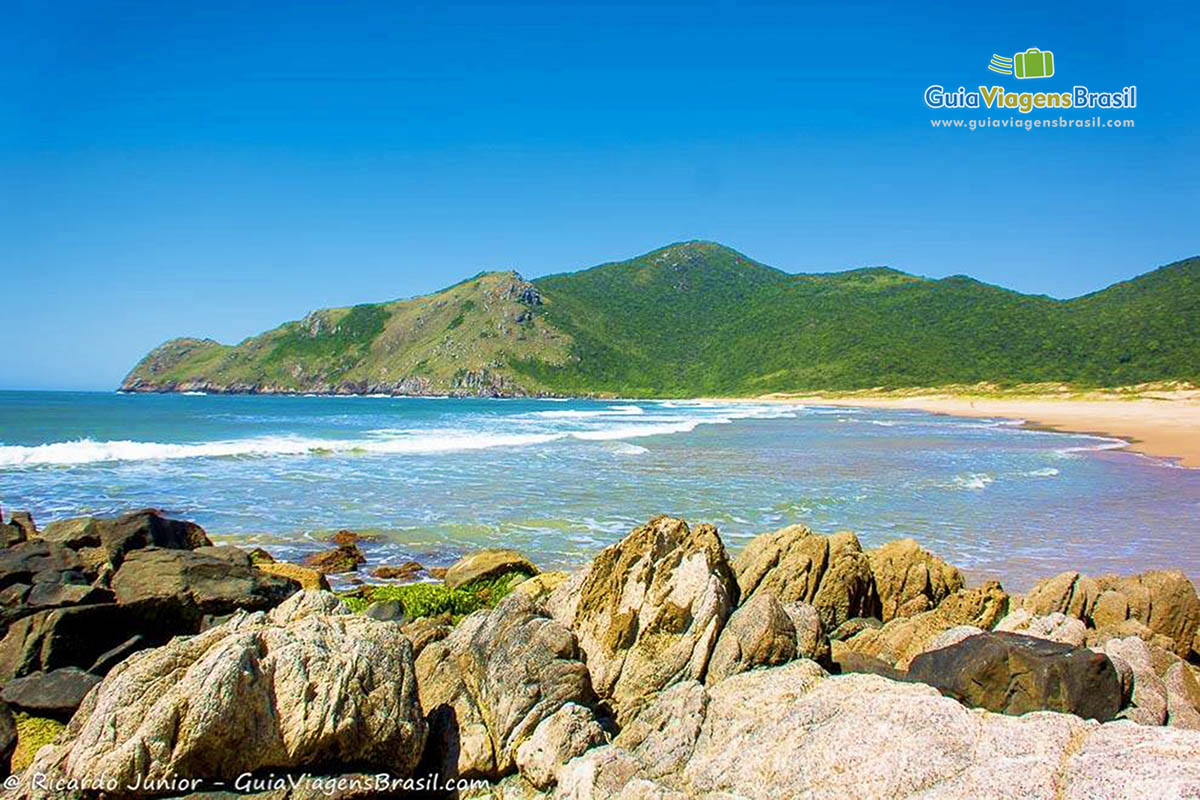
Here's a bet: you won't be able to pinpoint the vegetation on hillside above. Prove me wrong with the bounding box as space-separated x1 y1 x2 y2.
122 242 1200 396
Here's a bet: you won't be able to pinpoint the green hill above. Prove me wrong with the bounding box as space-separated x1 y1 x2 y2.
121 242 1199 396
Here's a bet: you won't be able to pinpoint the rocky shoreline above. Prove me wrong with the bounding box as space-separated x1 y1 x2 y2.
1 509 1199 798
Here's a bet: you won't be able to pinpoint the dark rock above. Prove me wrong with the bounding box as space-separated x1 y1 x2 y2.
518 285 543 306
1 667 100 720
331 530 361 547
248 547 276 564
832 651 909 681
40 517 102 548
7 512 36 541
370 561 423 581
98 509 212 567
87 634 145 676
193 545 253 567
26 580 112 609
830 616 883 641
0 540 83 590
0 700 13 778
0 603 137 681
112 547 300 635
907 631 1122 721
0 523 24 549
302 544 366 574
364 600 408 623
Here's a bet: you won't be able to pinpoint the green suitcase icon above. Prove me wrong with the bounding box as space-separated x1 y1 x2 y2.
1014 48 1054 79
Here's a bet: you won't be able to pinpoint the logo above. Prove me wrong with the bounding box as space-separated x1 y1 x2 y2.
989 48 1055 79
924 47 1136 115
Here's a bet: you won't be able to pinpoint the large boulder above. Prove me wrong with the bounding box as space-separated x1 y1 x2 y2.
112 546 300 634
301 544 366 574
1164 662 1200 730
0 603 137 681
416 592 597 780
0 540 83 591
1023 571 1100 620
514 702 606 790
0 699 15 779
0 522 25 549
557 660 1200 799
1095 571 1200 658
781 601 831 665
547 516 737 721
705 591 796 685
1105 636 1168 726
11 592 426 799
42 509 212 571
1025 569 1200 658
0 667 100 720
733 524 878 630
445 549 539 589
995 609 1088 646
907 631 1122 720
867 538 965 622
838 581 1009 668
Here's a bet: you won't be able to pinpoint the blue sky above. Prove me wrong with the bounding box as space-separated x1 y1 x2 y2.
3 0 1197 390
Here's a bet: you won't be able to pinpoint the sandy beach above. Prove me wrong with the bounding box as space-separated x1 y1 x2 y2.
764 386 1200 468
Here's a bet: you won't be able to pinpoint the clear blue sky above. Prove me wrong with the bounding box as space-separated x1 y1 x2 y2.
3 0 1196 390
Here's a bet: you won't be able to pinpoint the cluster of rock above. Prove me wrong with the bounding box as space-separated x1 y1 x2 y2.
0 510 301 734
4 510 1200 798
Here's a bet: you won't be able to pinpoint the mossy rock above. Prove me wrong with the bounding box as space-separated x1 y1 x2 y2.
338 570 529 622
12 713 65 772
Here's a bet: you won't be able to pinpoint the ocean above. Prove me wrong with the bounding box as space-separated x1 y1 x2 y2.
1 391 1196 590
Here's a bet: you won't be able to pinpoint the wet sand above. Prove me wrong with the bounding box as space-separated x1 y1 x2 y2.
764 389 1200 468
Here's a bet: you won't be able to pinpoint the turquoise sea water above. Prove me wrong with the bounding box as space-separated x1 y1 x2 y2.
0 391 1196 590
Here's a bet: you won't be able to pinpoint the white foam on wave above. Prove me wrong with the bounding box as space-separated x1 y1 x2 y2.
942 472 995 490
530 406 645 419
1024 467 1060 477
606 442 650 455
0 430 568 467
570 419 710 440
0 399 802 469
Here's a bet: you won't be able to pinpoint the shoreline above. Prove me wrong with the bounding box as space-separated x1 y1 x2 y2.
755 388 1200 469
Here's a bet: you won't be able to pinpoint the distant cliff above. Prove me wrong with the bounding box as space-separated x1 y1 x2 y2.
122 242 1200 397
